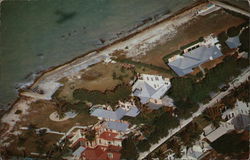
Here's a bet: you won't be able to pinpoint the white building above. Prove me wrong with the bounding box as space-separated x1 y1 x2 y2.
181 141 212 160
203 122 234 143
203 100 250 142
222 100 250 130
69 126 124 149
132 74 171 104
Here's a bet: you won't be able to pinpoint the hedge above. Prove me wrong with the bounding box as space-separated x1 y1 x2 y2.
73 84 131 106
180 37 204 50
163 50 183 64
116 58 176 76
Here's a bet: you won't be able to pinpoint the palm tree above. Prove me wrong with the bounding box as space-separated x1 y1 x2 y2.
202 108 222 128
154 148 165 159
49 138 72 159
168 138 181 158
85 129 96 142
17 136 26 147
53 99 71 119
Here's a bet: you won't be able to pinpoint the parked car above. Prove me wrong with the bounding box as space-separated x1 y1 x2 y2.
220 84 230 92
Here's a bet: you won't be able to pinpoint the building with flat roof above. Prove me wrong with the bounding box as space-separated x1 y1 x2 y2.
132 74 171 104
203 101 250 143
104 121 129 132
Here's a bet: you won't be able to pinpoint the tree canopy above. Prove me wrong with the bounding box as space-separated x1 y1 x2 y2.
73 84 131 106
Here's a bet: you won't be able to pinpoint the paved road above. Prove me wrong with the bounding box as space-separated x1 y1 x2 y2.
138 67 250 159
210 0 250 17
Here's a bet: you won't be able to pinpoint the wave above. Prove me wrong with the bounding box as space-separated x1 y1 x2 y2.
16 71 42 90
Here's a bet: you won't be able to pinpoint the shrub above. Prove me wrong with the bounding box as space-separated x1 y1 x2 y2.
217 31 228 43
73 84 131 106
239 28 249 52
180 38 203 50
121 137 139 159
15 110 22 114
72 102 89 114
168 56 248 118
211 132 249 154
116 58 176 76
227 26 240 37
163 50 183 64
85 129 96 142
137 140 151 152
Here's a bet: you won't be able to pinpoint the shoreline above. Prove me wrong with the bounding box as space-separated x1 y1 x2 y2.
3 1 205 110
0 1 208 133
29 1 204 85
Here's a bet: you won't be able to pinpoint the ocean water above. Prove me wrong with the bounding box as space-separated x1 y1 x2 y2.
0 0 194 109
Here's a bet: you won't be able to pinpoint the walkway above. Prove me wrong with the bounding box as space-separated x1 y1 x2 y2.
138 67 250 159
20 127 65 135
58 124 95 144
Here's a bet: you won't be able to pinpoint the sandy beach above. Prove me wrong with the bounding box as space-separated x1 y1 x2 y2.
0 2 207 140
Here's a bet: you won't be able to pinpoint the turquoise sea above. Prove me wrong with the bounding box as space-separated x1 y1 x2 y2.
0 0 194 109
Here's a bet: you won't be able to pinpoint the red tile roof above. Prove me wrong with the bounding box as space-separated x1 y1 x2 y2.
99 131 121 141
108 145 122 152
83 146 104 160
83 146 121 160
98 151 121 160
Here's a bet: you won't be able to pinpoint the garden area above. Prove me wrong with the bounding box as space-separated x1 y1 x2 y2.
120 54 248 157
136 9 245 69
17 100 98 133
2 129 63 159
115 58 176 77
123 107 179 153
55 62 135 102
211 131 249 159
168 56 249 119
72 84 132 106
147 121 204 159
217 21 249 54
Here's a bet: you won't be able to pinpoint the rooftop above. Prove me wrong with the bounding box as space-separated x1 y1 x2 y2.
132 74 171 104
168 45 223 76
225 36 241 49
83 146 121 160
99 131 121 141
204 123 234 142
91 105 140 121
104 121 129 132
72 146 86 158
